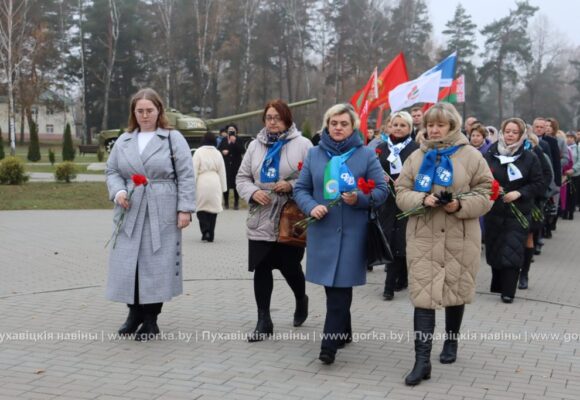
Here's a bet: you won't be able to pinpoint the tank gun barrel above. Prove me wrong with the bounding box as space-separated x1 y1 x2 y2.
205 98 317 127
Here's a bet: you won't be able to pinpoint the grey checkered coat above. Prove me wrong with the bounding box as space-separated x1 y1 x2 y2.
105 129 195 304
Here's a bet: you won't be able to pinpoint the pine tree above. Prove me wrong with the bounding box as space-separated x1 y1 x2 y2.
0 128 5 160
62 123 75 161
480 1 538 125
441 4 480 117
27 120 41 162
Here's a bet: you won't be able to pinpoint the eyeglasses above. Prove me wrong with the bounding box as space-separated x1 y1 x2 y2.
265 115 282 122
136 109 157 116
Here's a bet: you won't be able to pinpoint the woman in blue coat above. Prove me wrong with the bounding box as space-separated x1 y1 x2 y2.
294 104 388 364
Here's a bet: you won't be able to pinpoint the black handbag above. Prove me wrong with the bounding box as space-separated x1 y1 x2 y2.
367 202 394 267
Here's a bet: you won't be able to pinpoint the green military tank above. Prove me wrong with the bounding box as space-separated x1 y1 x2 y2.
99 98 317 152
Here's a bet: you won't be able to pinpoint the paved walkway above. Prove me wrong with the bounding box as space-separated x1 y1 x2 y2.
0 210 578 400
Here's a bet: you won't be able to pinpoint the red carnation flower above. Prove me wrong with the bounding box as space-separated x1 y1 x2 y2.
490 179 500 201
375 148 382 157
297 161 303 171
357 177 373 195
132 174 148 187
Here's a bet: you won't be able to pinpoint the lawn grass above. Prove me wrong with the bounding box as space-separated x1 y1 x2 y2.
0 182 112 210
11 143 107 164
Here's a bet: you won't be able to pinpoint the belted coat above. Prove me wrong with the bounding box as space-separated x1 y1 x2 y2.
105 129 196 304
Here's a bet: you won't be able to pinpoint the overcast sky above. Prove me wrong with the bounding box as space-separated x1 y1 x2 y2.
428 0 580 53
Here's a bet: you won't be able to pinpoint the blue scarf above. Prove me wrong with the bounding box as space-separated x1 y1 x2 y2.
260 139 289 183
323 148 357 199
414 145 462 192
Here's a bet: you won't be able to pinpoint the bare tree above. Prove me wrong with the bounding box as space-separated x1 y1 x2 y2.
192 0 224 116
100 0 120 131
238 0 260 110
155 0 176 106
0 0 31 156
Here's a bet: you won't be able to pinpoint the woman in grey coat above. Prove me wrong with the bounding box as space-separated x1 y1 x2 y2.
294 104 388 364
106 88 196 341
236 99 312 342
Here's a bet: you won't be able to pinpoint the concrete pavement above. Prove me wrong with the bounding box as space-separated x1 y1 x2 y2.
0 209 578 400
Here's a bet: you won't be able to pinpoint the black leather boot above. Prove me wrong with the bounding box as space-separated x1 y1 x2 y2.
293 295 309 327
405 308 435 386
118 305 143 335
248 309 273 342
440 305 464 364
383 263 396 300
135 307 160 342
518 248 534 290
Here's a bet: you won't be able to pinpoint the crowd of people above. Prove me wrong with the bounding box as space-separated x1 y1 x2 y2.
104 87 580 386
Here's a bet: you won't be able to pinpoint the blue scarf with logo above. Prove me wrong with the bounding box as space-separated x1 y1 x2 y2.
414 145 462 192
260 139 289 183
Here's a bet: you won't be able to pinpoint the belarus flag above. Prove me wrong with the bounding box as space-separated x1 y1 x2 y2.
388 70 442 113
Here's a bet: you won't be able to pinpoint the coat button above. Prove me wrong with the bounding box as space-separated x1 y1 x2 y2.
175 272 179 276
337 228 342 233
176 252 180 256
176 241 180 246
176 261 180 266
441 229 445 233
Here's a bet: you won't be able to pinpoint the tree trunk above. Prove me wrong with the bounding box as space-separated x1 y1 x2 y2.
100 0 119 132
79 0 89 144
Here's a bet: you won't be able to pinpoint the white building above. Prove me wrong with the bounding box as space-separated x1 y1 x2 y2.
0 90 77 141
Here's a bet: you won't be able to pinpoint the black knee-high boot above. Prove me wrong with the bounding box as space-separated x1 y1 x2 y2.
518 248 534 289
440 305 465 364
383 262 397 300
405 308 435 386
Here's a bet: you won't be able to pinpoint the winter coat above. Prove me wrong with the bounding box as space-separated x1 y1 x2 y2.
105 129 196 304
396 129 493 309
540 135 562 186
192 145 227 213
236 124 312 242
375 136 419 258
483 142 544 271
294 130 388 288
219 138 244 189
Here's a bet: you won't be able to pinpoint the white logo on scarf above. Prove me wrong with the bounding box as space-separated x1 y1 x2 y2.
340 172 355 186
436 166 452 183
416 174 431 188
266 167 277 178
495 154 523 182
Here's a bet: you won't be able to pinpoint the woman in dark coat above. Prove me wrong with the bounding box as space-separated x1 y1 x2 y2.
484 118 544 303
375 111 419 301
520 132 553 290
219 124 244 209
294 103 388 365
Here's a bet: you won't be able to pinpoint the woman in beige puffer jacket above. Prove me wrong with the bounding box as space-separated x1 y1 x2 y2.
396 103 492 386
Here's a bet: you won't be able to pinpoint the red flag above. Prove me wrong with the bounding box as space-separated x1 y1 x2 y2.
350 67 378 114
369 53 409 111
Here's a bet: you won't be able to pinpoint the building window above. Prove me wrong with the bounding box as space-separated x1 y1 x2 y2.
31 107 38 116
46 124 54 134
46 107 54 115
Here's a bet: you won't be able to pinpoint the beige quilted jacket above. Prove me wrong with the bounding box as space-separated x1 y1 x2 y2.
395 129 493 309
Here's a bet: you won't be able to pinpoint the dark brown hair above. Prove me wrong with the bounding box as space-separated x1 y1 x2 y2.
545 117 560 135
127 88 171 132
262 99 293 129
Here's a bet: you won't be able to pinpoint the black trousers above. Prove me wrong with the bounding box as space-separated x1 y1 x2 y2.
223 189 239 207
197 211 217 241
384 257 407 292
565 177 578 217
490 268 519 299
321 286 353 352
129 266 162 315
